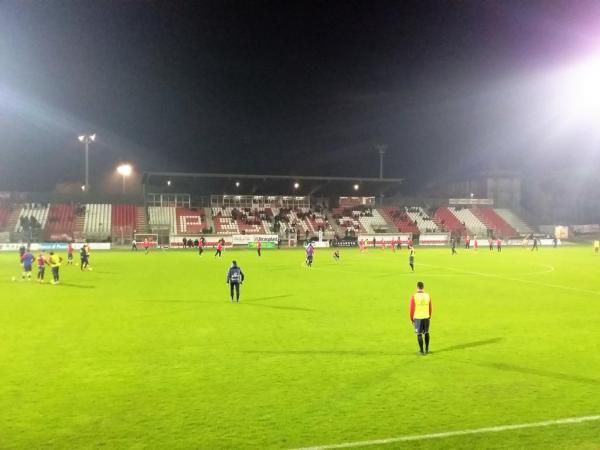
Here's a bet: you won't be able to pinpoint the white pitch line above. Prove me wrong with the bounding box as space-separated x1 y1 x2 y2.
419 263 600 296
292 415 600 450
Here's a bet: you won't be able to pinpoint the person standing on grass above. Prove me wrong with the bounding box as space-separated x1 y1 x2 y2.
143 238 150 254
305 242 314 267
256 239 262 257
131 238 137 251
48 251 62 285
594 240 599 254
80 245 90 271
489 238 494 251
226 260 244 303
408 246 415 272
409 281 432 355
20 249 34 281
198 237 204 256
531 237 539 251
451 237 457 255
497 238 502 252
215 239 223 258
67 242 74 265
36 252 46 283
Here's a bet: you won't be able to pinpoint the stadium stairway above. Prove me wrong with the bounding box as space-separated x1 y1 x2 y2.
325 210 345 236
136 206 149 234
5 207 21 234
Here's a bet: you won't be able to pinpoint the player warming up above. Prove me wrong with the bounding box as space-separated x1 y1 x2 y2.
215 240 224 258
67 242 74 265
20 249 35 281
36 252 46 283
305 242 314 267
226 260 245 303
80 245 90 271
332 249 340 261
409 281 432 355
408 247 415 272
256 240 262 257
48 252 62 285
143 238 150 254
594 240 599 254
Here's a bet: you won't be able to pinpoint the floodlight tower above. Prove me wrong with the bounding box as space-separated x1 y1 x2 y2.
376 144 387 179
78 133 96 192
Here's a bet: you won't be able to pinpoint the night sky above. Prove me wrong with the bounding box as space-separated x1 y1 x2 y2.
1 0 600 192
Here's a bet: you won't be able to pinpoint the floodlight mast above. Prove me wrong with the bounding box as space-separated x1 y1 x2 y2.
78 133 96 192
376 144 387 179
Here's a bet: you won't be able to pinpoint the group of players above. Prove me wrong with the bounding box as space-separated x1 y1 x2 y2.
16 242 92 285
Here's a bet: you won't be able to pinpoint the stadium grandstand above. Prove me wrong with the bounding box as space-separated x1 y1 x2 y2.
0 171 541 246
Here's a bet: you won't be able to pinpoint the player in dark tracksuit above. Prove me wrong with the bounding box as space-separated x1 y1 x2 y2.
80 246 90 270
451 238 457 255
226 260 245 303
409 247 415 272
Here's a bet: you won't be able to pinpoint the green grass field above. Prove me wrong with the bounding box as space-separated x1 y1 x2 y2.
1 246 599 449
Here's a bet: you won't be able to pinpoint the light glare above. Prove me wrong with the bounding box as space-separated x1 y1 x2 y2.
116 163 132 176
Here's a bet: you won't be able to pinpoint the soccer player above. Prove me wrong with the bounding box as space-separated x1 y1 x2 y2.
594 240 599 254
36 252 46 283
531 237 539 251
132 238 137 251
67 242 74 265
451 237 457 255
465 235 470 249
488 238 493 251
20 250 34 281
332 249 340 261
80 245 90 271
48 251 62 285
198 238 204 256
215 240 223 258
257 240 262 257
226 260 245 303
497 238 502 252
408 247 415 272
143 238 150 254
305 242 314 267
18 242 26 258
409 281 432 355
473 237 478 251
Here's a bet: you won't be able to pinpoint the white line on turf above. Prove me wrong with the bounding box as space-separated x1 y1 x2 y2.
420 263 600 296
291 415 600 450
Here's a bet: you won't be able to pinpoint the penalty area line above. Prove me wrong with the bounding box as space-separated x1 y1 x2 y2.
291 415 600 450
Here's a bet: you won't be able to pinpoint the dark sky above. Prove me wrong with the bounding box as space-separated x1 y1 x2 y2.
1 0 600 192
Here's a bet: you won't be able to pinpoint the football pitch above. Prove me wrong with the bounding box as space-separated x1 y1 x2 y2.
1 246 599 449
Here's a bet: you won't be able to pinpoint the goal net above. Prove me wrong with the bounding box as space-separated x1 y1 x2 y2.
134 233 159 247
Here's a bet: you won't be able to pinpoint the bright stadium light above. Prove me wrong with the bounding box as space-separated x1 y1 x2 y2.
116 163 133 194
81 185 86 191
78 133 96 192
552 55 600 123
235 181 240 187
293 182 300 189
353 184 360 191
116 163 132 177
167 180 172 186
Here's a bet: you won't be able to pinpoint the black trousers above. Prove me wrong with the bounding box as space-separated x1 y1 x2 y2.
230 282 240 301
51 267 59 282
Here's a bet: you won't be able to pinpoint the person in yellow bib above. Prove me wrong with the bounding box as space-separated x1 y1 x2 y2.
48 251 63 285
409 281 432 355
594 240 599 254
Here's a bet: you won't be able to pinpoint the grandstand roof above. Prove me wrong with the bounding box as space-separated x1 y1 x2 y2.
142 171 403 196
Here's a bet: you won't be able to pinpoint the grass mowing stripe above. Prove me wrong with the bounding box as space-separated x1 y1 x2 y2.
292 415 600 449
